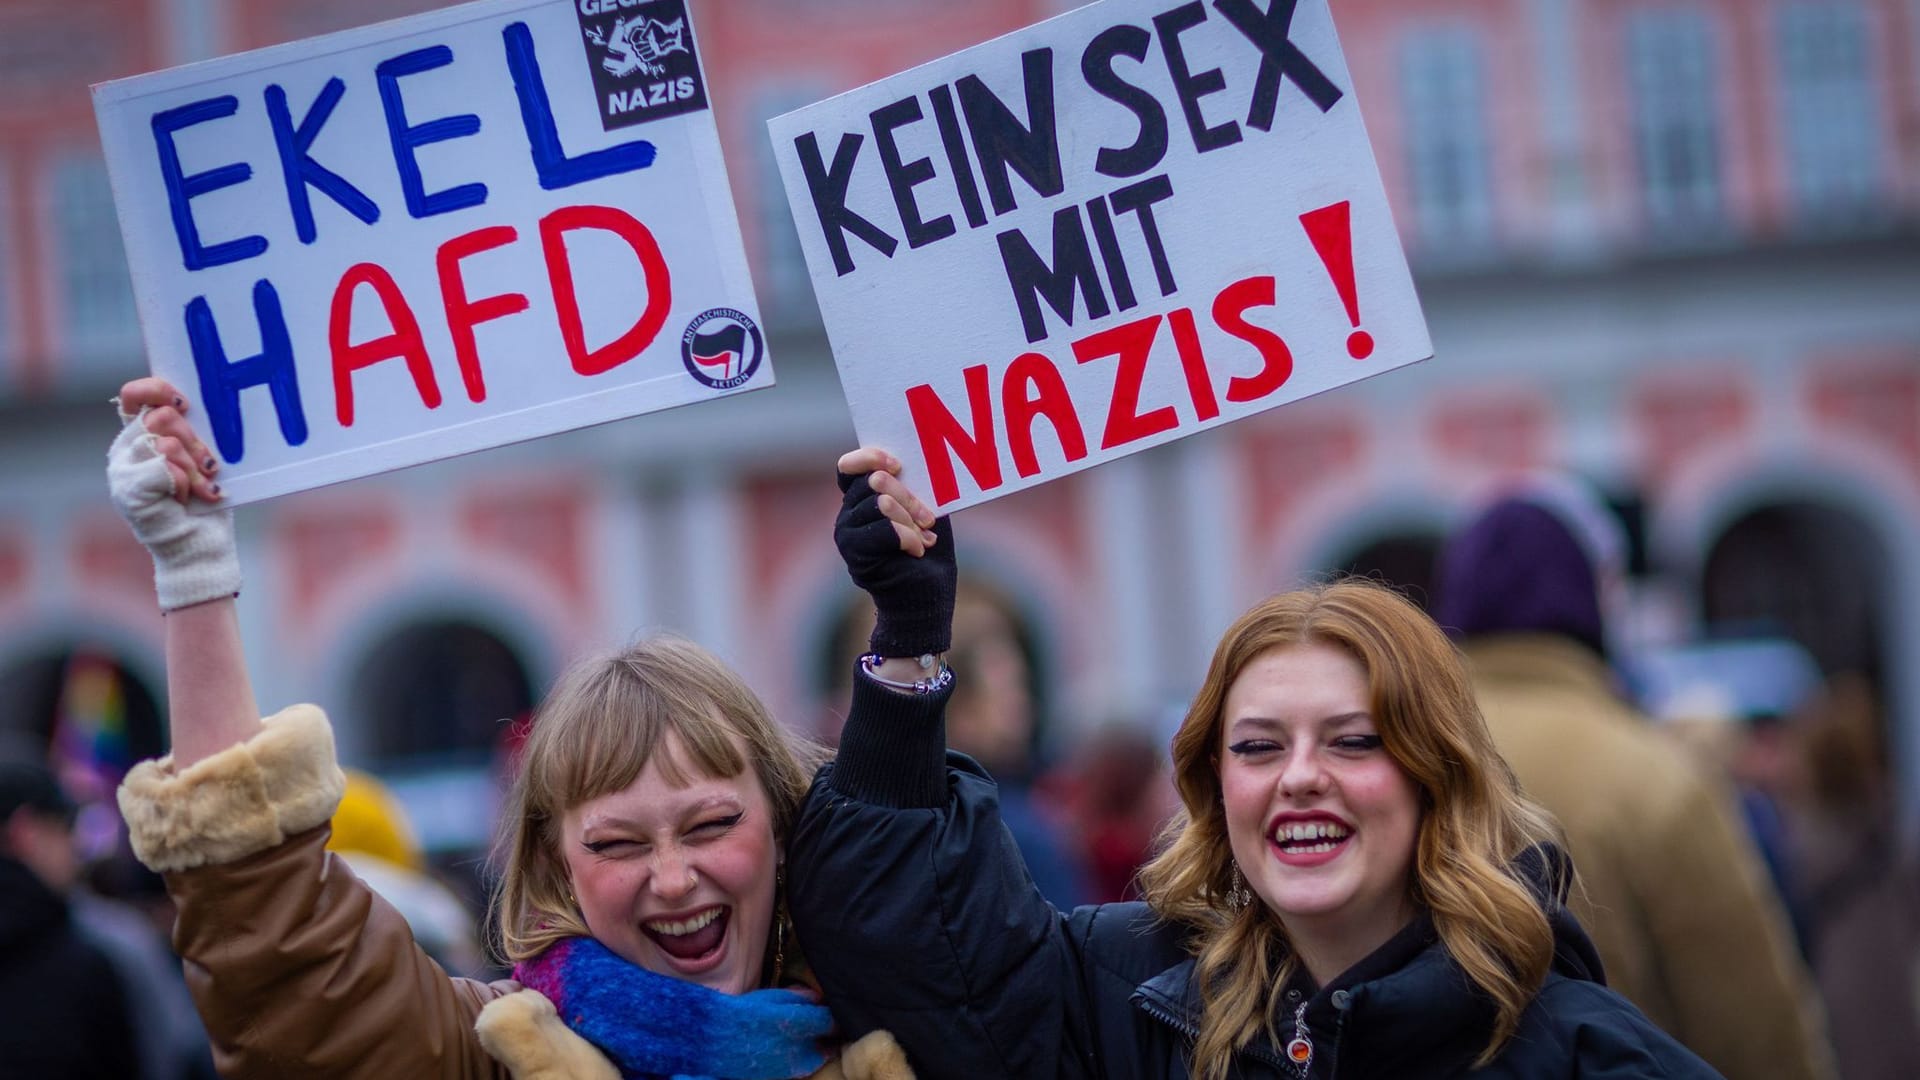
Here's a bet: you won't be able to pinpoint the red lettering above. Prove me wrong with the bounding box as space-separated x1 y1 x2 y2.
1214 275 1292 403
1073 314 1176 451
329 262 440 428
1003 350 1086 478
541 205 671 376
906 364 1001 506
1166 307 1219 422
438 225 529 404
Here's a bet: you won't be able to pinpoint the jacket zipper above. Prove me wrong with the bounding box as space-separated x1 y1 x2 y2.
1133 995 1302 1075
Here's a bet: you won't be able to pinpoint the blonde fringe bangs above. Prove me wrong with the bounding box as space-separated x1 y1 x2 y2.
491 637 824 964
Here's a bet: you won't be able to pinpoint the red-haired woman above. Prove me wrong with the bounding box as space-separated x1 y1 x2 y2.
799 447 1723 1079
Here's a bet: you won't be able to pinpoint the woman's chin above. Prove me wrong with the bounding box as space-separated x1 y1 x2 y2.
689 953 760 996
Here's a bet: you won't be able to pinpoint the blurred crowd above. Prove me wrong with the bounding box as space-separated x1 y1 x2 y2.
5 477 1919 1079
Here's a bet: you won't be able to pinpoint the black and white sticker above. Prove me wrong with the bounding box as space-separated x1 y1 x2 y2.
574 0 710 130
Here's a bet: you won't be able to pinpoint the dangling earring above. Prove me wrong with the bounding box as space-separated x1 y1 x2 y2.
773 913 788 981
1226 862 1252 911
770 865 788 981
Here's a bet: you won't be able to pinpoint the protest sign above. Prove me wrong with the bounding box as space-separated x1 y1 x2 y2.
95 0 766 504
771 0 1430 511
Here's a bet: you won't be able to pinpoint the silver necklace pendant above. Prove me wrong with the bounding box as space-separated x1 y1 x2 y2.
1285 1000 1313 1074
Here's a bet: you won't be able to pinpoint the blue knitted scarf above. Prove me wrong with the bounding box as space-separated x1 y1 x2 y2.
515 937 833 1080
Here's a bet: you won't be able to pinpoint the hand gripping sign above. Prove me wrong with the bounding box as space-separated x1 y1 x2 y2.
93 0 765 505
771 0 1431 511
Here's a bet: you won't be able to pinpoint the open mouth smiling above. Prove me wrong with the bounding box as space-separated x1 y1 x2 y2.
1267 815 1355 863
642 905 729 963
1272 819 1352 853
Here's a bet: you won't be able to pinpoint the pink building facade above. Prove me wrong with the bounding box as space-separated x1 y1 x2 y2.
1 0 1916 844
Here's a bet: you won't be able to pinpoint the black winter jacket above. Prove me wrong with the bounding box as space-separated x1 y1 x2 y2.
0 855 141 1080
789 674 1725 1080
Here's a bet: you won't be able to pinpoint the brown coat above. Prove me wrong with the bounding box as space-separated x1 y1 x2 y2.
1463 636 1834 1080
116 705 908 1080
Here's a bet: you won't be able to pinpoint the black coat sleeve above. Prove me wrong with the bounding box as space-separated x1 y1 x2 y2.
788 671 1099 1080
1522 979 1731 1079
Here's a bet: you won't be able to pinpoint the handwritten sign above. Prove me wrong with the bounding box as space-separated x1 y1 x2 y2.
94 0 767 504
771 0 1429 510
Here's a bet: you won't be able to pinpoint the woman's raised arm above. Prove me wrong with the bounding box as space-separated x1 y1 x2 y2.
105 378 533 1078
789 449 1111 1079
107 376 258 765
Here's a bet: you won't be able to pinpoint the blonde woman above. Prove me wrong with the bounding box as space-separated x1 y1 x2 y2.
790 448 1721 1079
104 378 909 1080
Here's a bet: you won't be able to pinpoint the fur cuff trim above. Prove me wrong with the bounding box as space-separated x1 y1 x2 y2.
473 988 916 1080
827 1030 914 1080
117 705 347 873
476 990 620 1080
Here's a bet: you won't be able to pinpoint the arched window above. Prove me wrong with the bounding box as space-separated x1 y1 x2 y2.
0 646 163 793
1324 529 1445 612
349 619 535 765
810 579 1051 760
1701 501 1885 689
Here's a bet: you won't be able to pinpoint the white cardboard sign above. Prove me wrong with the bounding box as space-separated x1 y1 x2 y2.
771 0 1429 511
94 0 767 505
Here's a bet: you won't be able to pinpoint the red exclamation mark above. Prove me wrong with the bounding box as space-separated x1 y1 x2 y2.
1300 201 1374 360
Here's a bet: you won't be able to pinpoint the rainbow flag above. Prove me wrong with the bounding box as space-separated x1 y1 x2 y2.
51 650 130 803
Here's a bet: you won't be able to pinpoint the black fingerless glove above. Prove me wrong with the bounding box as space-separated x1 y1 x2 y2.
834 469 957 658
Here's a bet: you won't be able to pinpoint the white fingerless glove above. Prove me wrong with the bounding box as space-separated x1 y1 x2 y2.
106 410 241 611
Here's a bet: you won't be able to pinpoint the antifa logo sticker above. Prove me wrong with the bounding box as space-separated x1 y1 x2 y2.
574 0 710 131
681 308 764 390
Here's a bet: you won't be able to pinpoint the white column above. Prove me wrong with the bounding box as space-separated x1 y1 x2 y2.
1089 455 1158 710
1174 434 1240 683
670 472 745 667
163 0 229 65
1895 575 1920 839
234 505 307 751
592 473 652 644
29 498 72 615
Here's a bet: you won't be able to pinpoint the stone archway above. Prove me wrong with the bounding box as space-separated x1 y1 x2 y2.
0 647 164 772
1325 530 1447 611
1701 500 1886 688
348 619 536 765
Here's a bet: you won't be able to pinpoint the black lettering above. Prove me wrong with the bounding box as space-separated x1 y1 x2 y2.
1154 2 1241 153
928 85 987 229
1085 195 1136 311
870 96 955 249
1108 174 1177 297
795 131 899 276
958 47 1064 216
1082 24 1168 179
1213 0 1345 127
997 206 1109 343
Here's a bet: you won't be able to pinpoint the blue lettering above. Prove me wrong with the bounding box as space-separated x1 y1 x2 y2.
267 78 381 244
184 280 309 463
151 97 269 270
376 45 486 218
504 22 656 190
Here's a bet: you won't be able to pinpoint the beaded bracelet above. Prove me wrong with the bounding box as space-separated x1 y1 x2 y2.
858 652 954 694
